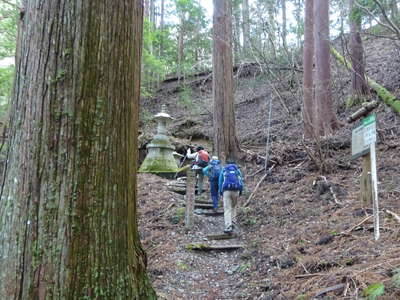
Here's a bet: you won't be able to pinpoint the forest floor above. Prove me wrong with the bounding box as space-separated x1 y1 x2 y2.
137 36 400 299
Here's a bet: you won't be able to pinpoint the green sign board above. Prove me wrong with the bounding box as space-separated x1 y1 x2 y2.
351 114 377 160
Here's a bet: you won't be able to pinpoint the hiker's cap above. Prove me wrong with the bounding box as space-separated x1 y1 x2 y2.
212 156 218 160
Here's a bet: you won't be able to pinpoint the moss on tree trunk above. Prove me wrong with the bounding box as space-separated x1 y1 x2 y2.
331 46 400 117
0 0 156 298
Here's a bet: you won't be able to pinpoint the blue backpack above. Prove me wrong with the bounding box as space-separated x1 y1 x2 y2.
209 160 221 182
222 164 243 191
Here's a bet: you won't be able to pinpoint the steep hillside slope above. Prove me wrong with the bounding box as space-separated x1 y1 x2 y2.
138 35 400 299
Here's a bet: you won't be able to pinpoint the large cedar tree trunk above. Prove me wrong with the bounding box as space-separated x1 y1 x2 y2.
213 0 240 162
314 0 339 135
0 0 156 298
303 0 316 137
349 0 369 101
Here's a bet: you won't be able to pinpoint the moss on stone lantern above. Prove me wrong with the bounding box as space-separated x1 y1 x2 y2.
139 105 179 176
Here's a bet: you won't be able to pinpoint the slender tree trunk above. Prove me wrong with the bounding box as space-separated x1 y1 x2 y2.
144 0 150 19
242 0 250 56
177 20 184 84
349 0 369 102
295 0 302 49
303 0 316 138
314 0 339 135
160 0 165 57
233 0 242 63
267 0 277 58
390 0 399 20
0 0 156 298
281 0 288 51
213 0 240 162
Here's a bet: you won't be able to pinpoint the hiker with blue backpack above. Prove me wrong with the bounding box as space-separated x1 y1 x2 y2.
202 156 222 212
219 160 244 234
187 146 210 195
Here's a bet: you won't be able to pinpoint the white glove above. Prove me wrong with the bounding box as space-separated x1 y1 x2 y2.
187 148 191 155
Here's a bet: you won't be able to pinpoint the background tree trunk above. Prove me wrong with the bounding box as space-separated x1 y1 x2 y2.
303 0 316 138
390 0 399 20
213 0 240 162
233 0 242 63
314 0 339 135
242 0 250 56
0 0 156 298
349 0 369 102
281 0 288 51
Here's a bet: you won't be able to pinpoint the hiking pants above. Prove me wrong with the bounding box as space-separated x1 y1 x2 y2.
195 169 204 194
223 190 240 231
210 180 219 209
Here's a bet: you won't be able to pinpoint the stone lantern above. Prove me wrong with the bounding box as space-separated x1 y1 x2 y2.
139 105 179 176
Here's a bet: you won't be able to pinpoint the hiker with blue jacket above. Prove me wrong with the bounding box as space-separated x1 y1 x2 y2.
187 146 210 195
219 160 244 234
202 156 222 212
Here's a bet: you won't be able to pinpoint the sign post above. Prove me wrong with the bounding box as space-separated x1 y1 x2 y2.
351 114 379 241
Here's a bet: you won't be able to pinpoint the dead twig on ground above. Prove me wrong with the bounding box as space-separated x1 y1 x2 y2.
341 215 373 235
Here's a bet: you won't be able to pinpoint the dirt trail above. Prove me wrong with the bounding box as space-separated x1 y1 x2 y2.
138 174 260 299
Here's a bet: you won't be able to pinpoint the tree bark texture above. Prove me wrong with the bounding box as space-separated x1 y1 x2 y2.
0 0 156 299
303 0 316 138
213 0 240 162
314 0 339 135
349 0 369 100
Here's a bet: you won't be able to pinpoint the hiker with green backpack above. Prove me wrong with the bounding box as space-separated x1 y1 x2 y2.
218 160 244 234
187 146 210 195
202 156 222 212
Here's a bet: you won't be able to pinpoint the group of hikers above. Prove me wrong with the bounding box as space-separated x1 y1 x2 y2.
186 146 244 234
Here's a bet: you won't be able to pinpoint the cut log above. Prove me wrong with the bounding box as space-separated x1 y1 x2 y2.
194 199 214 205
186 243 244 251
331 46 400 117
194 203 214 209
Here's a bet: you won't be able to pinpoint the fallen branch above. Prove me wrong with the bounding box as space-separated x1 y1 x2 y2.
341 215 373 235
331 46 400 117
244 165 275 207
347 101 379 123
384 209 400 223
294 273 328 279
314 284 345 298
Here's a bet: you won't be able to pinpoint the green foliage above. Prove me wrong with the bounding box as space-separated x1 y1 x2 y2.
176 260 189 270
0 66 13 117
237 262 251 273
170 207 185 224
362 283 385 300
0 4 18 58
